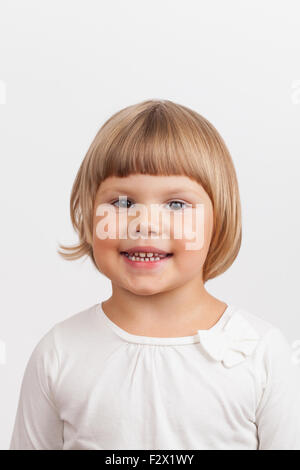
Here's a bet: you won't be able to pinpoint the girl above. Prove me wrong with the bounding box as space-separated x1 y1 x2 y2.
9 99 300 450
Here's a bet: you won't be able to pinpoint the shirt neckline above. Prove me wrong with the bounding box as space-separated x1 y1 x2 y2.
96 301 237 346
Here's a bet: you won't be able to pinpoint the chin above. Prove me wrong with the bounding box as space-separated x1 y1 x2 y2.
128 285 165 296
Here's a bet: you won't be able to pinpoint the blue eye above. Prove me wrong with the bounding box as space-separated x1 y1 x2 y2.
111 199 188 210
111 199 133 208
167 200 187 210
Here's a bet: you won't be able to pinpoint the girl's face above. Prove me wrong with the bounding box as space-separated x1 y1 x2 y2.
92 174 214 295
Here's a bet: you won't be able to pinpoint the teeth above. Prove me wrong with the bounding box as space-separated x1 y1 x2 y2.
133 252 158 257
122 251 168 262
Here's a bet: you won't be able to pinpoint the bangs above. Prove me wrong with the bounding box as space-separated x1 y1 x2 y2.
89 101 214 195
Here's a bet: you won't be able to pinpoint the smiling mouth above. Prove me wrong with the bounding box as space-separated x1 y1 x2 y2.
120 252 173 262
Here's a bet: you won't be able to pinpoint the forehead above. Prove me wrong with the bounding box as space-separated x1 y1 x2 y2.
96 174 206 197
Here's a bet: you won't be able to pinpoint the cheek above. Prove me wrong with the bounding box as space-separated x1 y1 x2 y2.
93 236 117 253
171 205 213 255
173 244 208 273
93 206 129 247
92 219 119 269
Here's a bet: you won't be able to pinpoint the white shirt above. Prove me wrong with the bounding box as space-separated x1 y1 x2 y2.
9 302 300 450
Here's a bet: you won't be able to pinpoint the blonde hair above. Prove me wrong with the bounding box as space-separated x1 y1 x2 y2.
57 99 242 283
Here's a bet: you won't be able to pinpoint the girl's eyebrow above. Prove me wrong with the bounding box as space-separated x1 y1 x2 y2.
99 187 202 197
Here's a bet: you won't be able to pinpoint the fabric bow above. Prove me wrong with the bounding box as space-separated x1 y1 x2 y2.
197 311 260 368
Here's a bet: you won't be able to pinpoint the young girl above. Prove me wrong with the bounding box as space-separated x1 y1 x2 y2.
10 99 300 450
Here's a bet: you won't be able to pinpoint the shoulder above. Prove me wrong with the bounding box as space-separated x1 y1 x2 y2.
30 303 100 363
52 303 98 334
234 306 279 337
200 304 294 369
50 303 101 348
234 306 294 364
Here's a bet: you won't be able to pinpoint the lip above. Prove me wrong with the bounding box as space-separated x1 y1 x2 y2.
120 252 173 269
120 246 172 255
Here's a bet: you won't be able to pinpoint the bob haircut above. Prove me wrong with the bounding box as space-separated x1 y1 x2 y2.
57 99 242 283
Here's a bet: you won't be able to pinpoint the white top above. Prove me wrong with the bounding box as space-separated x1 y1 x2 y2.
9 302 300 450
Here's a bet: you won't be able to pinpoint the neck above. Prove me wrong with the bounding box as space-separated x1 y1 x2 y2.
101 278 227 336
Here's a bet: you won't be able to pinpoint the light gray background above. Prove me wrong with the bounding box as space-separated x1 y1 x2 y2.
1 0 300 450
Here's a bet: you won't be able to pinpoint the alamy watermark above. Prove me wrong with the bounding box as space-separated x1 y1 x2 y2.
0 339 6 365
291 80 300 104
95 198 205 251
292 339 300 365
0 80 6 104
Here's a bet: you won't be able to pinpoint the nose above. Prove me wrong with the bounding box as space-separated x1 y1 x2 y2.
132 204 160 237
